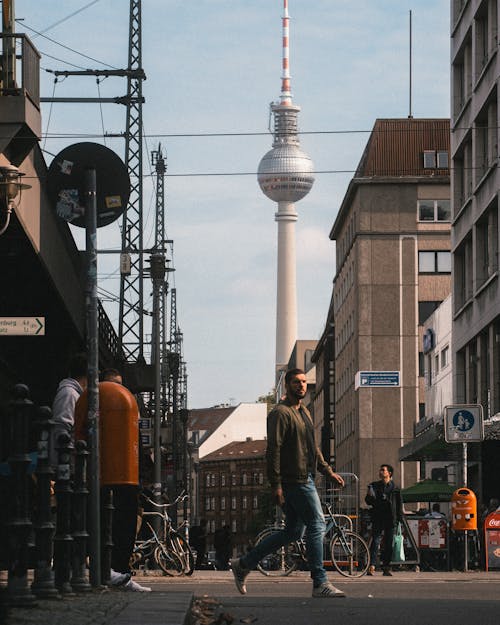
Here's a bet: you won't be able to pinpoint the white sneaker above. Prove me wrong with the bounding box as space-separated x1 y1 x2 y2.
230 558 250 595
109 569 131 586
124 579 152 592
312 582 345 598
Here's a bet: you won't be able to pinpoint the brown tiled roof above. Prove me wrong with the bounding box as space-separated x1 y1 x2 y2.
188 406 234 440
356 118 450 177
201 439 267 462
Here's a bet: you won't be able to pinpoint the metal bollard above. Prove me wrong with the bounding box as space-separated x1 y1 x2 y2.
5 384 37 606
31 405 59 598
53 432 75 595
71 440 91 592
100 487 114 585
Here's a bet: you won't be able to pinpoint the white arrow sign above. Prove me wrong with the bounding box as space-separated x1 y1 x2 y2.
0 317 45 336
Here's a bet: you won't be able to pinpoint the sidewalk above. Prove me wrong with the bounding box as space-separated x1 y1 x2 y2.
2 575 194 625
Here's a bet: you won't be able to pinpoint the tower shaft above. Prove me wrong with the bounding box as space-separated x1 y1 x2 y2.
275 201 298 372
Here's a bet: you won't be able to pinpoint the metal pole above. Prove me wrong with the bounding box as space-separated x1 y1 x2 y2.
85 167 101 587
463 442 468 572
150 254 165 524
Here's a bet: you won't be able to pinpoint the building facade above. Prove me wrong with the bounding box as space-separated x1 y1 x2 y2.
329 118 451 495
451 1 500 422
198 439 268 559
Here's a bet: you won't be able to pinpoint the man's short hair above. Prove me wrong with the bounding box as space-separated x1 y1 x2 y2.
69 353 87 379
381 463 394 477
100 367 122 382
285 368 305 384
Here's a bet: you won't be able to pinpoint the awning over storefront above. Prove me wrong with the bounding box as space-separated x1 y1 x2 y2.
401 479 455 503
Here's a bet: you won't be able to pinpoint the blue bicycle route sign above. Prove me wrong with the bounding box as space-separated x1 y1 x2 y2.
444 404 484 443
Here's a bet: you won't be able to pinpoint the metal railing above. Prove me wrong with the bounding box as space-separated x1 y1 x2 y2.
0 33 40 108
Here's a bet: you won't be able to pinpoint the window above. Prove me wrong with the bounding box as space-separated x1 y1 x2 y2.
418 301 440 325
205 497 211 511
231 474 236 486
423 150 436 168
454 235 473 310
441 345 449 368
434 354 440 376
210 474 216 487
418 199 451 222
221 497 226 510
221 474 226 487
231 520 237 533
242 473 247 486
423 151 449 169
242 496 248 510
437 151 449 168
253 495 258 509
418 251 451 273
231 496 236 510
476 201 499 286
206 474 211 488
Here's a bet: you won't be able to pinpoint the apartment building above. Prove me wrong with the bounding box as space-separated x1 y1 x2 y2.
329 118 451 495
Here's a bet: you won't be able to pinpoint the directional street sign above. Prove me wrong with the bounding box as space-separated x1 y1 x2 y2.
355 371 400 389
444 404 484 443
0 317 45 336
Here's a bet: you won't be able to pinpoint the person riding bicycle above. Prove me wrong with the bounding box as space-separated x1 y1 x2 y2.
231 368 346 598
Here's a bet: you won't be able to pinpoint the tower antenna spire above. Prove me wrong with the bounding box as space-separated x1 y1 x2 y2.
280 0 292 105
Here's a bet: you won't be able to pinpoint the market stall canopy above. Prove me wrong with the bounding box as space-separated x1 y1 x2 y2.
401 479 455 503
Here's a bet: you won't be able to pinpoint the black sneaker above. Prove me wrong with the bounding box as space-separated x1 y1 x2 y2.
382 568 393 576
230 558 250 595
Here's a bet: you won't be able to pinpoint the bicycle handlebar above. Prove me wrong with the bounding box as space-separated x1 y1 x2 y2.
141 490 189 510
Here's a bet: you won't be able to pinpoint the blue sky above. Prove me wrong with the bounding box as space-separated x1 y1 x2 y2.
17 1 450 407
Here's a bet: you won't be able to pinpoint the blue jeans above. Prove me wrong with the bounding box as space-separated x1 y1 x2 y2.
241 476 327 586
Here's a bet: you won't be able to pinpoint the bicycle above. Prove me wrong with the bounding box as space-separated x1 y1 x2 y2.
131 491 194 576
255 501 370 578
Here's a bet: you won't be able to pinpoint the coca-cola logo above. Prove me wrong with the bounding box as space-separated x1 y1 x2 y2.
487 518 500 527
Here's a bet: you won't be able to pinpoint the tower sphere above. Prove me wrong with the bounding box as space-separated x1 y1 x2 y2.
258 144 315 203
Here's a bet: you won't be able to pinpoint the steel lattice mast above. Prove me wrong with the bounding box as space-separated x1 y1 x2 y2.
119 0 146 362
151 144 169 420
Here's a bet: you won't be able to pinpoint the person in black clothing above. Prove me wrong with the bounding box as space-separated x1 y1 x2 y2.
190 519 208 569
214 525 232 570
365 463 403 576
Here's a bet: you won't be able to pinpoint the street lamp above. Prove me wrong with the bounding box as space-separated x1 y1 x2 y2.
0 165 31 236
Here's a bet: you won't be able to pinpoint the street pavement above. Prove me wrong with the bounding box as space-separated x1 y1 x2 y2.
2 569 500 625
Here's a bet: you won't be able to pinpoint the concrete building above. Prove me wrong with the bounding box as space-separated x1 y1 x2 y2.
450 0 500 500
329 118 451 495
451 1 500 419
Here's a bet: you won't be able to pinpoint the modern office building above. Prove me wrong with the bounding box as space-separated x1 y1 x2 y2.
329 118 451 495
450 0 500 498
451 1 500 418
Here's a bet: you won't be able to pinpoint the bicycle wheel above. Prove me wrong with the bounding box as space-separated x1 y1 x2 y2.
169 531 195 575
330 530 370 577
154 545 184 576
255 528 300 577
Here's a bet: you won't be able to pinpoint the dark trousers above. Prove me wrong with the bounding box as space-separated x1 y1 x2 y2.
370 518 395 568
110 485 139 573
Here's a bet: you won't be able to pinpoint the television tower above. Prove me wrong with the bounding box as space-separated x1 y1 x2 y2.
257 0 315 381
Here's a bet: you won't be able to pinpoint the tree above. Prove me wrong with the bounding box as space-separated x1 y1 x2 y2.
257 391 275 414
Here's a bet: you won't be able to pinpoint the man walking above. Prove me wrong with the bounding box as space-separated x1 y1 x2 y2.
365 463 403 576
231 368 346 598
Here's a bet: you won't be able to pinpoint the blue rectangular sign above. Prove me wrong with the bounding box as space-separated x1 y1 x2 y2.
355 371 400 389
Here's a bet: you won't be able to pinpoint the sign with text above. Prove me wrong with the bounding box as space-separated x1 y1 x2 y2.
0 317 45 336
355 371 400 389
444 404 484 443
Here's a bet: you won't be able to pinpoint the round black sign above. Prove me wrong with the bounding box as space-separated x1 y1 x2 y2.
47 142 130 228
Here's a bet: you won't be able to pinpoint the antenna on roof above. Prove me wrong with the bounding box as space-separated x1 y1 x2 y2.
408 10 413 119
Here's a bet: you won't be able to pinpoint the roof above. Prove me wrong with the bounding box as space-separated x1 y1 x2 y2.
188 406 234 441
356 118 450 177
201 439 267 462
330 117 450 238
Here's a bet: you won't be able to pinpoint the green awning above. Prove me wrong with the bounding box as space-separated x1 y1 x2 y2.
401 479 455 503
